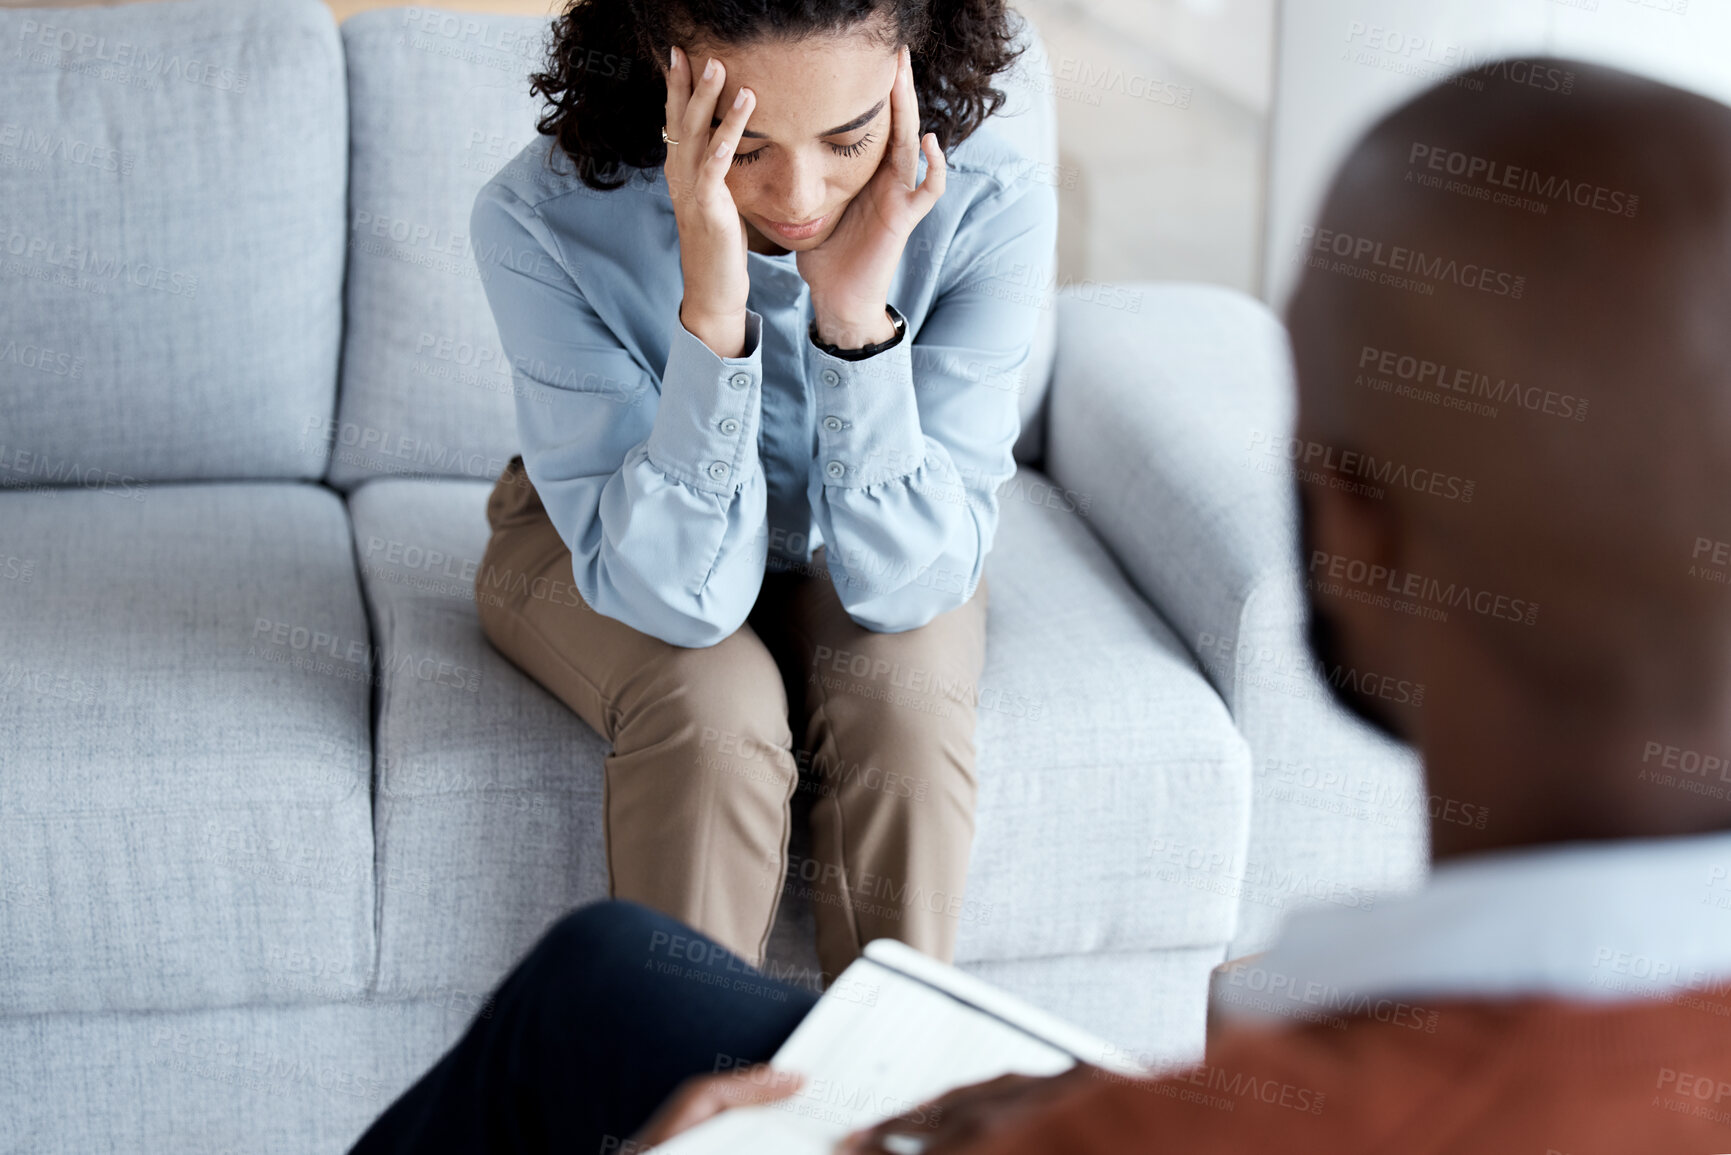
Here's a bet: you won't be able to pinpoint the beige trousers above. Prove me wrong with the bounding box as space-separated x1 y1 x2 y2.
474 457 989 980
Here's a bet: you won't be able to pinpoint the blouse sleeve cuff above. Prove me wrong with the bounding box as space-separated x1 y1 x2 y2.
645 309 764 496
809 305 926 489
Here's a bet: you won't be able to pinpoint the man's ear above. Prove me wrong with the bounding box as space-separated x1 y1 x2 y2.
1302 460 1401 581
1297 465 1417 742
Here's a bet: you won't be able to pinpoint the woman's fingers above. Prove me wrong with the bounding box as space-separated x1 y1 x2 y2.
665 49 754 216
704 82 756 176
664 45 690 153
680 54 729 158
881 44 944 223
914 132 946 208
888 45 921 192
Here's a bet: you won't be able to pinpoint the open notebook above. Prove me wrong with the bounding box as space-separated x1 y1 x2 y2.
656 938 1150 1154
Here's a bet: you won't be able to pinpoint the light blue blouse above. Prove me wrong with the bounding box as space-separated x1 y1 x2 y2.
470 117 1057 647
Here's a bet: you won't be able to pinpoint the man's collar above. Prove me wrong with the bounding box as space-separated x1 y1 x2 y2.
1218 830 1731 1027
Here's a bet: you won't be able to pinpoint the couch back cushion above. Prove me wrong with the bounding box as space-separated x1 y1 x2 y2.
329 8 552 491
330 7 1059 490
993 13 1061 462
0 0 348 486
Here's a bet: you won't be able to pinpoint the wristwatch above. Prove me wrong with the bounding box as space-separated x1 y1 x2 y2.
808 305 906 362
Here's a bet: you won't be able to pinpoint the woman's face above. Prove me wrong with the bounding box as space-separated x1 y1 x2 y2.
686 31 900 252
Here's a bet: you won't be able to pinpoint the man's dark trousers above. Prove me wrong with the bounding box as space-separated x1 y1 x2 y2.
349 900 819 1154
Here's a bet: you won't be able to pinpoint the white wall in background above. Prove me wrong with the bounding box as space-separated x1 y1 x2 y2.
1021 0 1276 290
1264 0 1731 308
1132 0 1279 111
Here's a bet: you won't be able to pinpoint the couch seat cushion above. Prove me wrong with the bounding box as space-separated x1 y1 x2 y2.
346 477 609 1005
0 483 373 1014
349 467 1250 1000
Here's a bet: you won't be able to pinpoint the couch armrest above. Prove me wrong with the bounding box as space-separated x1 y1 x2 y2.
1046 282 1428 958
1045 281 1299 691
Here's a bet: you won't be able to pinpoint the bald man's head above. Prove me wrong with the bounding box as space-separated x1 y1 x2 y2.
1289 60 1731 852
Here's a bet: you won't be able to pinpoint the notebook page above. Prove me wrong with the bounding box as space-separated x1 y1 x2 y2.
770 953 1077 1120
858 939 1149 1076
654 952 1078 1155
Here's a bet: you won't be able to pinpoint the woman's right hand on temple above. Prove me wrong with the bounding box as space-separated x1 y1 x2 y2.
664 46 757 359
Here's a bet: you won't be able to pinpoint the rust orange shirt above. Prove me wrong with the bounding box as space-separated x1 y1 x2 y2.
966 990 1731 1154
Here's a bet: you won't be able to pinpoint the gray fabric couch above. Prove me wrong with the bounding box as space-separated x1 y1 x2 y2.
0 0 1427 1149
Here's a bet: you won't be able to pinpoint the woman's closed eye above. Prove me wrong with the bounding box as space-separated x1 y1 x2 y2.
730 132 877 166
827 131 875 159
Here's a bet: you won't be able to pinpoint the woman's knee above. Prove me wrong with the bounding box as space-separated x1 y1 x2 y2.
613 637 795 763
472 533 531 636
804 688 982 810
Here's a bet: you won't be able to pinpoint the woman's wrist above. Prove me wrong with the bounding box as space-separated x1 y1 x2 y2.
680 302 749 359
810 305 905 362
811 303 896 351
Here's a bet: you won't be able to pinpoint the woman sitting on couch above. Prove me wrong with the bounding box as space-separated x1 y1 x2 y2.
469 0 1056 982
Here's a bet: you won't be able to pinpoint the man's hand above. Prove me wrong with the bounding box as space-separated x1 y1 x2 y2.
836 1067 1098 1155
630 1065 804 1147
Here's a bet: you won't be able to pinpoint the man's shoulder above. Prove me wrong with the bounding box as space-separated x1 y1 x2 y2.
979 999 1637 1155
1193 994 1731 1146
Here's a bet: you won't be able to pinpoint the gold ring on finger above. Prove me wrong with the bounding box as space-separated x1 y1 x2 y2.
661 127 680 146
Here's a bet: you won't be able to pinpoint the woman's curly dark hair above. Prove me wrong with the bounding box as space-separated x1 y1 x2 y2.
529 0 1024 190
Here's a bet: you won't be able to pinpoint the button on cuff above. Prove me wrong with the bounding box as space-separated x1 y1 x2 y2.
648 306 763 495
807 316 920 488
